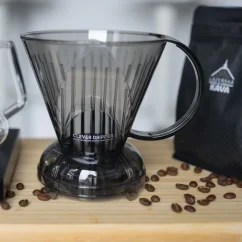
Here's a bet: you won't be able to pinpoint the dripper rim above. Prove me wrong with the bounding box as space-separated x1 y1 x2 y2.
20 29 166 45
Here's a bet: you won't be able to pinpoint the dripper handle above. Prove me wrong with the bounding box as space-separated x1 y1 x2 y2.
129 36 204 140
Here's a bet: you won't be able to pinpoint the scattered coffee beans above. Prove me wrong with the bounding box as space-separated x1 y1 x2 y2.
166 167 178 176
157 169 167 177
181 163 190 170
16 183 24 190
231 177 239 184
189 181 198 188
198 186 210 193
206 194 216 202
33 189 42 196
198 199 210 206
145 183 155 192
139 198 152 206
151 195 160 203
223 192 236 199
200 176 212 183
151 175 159 182
184 205 196 213
176 183 189 190
1 201 10 210
206 181 216 188
209 173 218 179
41 187 50 194
37 193 51 201
184 194 195 205
194 167 202 173
226 178 233 186
145 176 149 182
218 178 227 186
19 199 29 207
6 190 15 199
171 203 182 213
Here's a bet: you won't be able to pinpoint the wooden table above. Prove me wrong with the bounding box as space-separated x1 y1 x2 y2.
1 139 242 242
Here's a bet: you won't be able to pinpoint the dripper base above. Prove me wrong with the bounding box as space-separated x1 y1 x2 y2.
37 141 145 200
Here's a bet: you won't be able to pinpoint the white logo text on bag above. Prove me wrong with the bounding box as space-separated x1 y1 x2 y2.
209 60 235 94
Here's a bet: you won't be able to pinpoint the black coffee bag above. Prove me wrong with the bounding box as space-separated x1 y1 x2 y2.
174 6 242 179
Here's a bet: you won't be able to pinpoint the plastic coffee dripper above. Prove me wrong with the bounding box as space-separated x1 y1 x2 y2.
21 30 203 199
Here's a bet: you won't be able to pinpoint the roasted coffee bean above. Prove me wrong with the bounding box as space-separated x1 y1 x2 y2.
151 175 159 182
171 203 182 213
206 181 216 188
19 199 29 207
33 189 42 196
218 175 227 180
16 183 24 190
181 163 190 170
206 194 216 202
184 194 195 205
226 178 233 186
198 186 210 193
6 190 15 198
218 178 227 186
145 183 155 192
139 198 152 206
41 187 50 194
37 193 51 201
209 173 218 179
151 195 160 203
1 201 10 210
198 199 210 206
194 167 202 173
145 176 149 182
166 167 178 176
184 205 196 213
176 183 189 190
223 192 236 199
157 169 167 177
200 176 212 183
189 181 198 188
231 177 239 184
236 181 242 188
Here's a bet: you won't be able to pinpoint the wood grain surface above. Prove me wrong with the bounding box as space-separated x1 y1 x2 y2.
1 139 242 242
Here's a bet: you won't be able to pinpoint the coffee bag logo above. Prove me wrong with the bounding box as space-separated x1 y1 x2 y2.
209 60 235 94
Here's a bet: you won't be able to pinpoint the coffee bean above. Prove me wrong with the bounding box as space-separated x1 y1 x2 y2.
206 181 216 188
236 181 242 188
139 198 152 206
151 195 160 202
41 187 50 194
200 176 212 183
189 181 198 188
194 167 202 173
166 167 178 176
0 201 10 210
218 178 227 186
184 194 195 205
198 186 210 193
209 173 218 179
19 199 29 207
145 176 149 182
171 203 182 213
226 178 233 186
181 163 190 170
37 193 51 201
218 175 227 180
231 177 239 184
223 192 236 199
157 169 167 177
16 183 24 190
176 183 189 190
151 175 159 182
197 199 210 206
145 183 155 192
6 190 15 198
33 189 42 196
49 191 59 200
184 205 196 213
206 194 216 202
